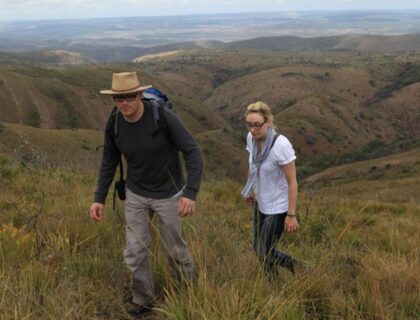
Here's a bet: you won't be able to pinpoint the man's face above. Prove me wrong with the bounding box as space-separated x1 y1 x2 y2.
112 92 142 119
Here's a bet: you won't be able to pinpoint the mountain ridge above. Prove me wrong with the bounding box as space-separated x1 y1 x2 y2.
0 49 418 178
2 34 420 63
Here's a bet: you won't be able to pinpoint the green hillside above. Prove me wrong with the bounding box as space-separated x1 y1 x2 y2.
0 62 247 176
137 49 420 172
0 123 103 170
0 64 229 132
304 147 420 202
227 33 420 52
0 24 419 320
0 50 95 66
0 121 247 181
0 147 418 319
0 47 419 320
0 49 419 178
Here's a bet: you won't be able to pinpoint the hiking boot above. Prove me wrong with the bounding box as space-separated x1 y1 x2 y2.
126 303 154 316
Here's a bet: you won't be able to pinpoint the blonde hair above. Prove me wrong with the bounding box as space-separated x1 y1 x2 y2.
245 101 273 125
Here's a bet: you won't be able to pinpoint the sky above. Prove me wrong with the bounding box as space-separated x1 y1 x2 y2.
0 0 419 21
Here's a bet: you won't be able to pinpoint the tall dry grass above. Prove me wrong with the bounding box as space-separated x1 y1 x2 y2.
0 156 419 319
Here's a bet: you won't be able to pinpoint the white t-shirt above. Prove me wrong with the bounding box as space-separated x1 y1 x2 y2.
246 132 296 214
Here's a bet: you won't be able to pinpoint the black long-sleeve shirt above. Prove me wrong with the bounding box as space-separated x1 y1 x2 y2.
94 100 202 204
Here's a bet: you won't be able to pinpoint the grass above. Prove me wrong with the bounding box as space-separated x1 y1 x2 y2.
1 48 419 319
2 50 420 179
0 156 419 319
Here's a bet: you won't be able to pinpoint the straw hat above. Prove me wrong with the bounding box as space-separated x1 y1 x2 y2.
100 72 152 95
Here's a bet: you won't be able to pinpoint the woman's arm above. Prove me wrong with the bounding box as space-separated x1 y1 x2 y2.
282 161 299 232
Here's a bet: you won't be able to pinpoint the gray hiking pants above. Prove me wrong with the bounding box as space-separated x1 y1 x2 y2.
124 188 195 306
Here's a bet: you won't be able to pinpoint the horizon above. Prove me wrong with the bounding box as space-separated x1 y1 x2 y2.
1 8 420 23
1 0 420 22
2 9 420 49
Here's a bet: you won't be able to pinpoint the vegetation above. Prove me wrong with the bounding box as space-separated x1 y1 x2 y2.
299 138 420 179
0 43 419 319
1 50 419 176
0 149 418 319
367 62 420 104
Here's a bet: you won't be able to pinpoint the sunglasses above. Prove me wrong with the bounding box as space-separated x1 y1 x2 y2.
246 120 266 129
112 93 138 102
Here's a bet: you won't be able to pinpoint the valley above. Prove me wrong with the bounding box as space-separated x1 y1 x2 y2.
0 11 419 318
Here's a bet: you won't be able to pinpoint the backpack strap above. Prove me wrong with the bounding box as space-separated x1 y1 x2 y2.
113 109 119 139
107 106 120 141
149 99 169 135
150 100 160 129
270 134 279 150
157 101 168 130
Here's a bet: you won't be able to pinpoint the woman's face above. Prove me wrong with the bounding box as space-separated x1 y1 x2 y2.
246 112 269 140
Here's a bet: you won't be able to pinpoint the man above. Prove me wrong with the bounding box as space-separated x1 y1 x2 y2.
89 71 202 315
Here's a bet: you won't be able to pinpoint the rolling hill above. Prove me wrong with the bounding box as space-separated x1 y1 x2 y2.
3 34 420 63
1 13 419 319
226 33 420 52
67 33 420 62
0 122 103 170
0 50 95 66
2 10 420 62
0 62 247 178
0 48 419 179
0 64 229 132
0 119 418 320
303 147 420 203
135 49 420 164
83 33 420 62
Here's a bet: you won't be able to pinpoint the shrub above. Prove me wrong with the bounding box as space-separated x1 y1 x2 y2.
304 134 317 145
0 155 18 182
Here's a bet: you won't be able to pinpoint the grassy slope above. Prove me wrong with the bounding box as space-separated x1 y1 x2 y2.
226 34 420 52
0 50 418 318
0 50 419 179
0 62 249 176
0 64 229 133
0 148 418 319
0 66 114 129
0 121 248 181
0 123 103 170
0 50 96 66
140 49 420 161
303 147 420 203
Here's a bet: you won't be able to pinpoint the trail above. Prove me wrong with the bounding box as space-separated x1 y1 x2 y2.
0 74 23 125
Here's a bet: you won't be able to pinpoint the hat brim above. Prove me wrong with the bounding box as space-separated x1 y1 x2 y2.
99 85 152 95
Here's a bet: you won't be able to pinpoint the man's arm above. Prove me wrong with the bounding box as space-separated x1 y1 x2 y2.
90 122 121 221
165 110 202 216
165 110 203 201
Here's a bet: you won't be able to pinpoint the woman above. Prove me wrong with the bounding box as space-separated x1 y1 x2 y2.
241 101 299 275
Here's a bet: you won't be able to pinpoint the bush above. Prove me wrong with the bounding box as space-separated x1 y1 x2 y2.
0 155 18 182
305 134 317 145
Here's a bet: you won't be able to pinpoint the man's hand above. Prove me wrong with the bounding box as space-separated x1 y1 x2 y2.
245 196 254 206
178 197 196 217
90 202 104 222
285 215 299 232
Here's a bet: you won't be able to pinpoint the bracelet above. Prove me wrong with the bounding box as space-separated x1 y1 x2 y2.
287 213 297 218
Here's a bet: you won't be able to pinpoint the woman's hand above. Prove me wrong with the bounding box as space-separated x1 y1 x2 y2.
245 196 254 206
285 215 299 232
